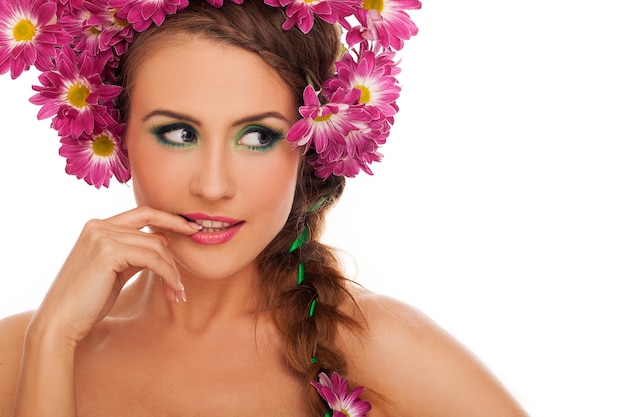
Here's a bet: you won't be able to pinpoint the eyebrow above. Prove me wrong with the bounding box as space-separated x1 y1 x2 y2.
142 110 200 125
142 109 291 127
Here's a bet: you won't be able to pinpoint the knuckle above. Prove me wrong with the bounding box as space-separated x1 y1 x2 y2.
83 218 104 232
135 205 154 220
95 236 117 257
83 224 115 252
83 220 107 242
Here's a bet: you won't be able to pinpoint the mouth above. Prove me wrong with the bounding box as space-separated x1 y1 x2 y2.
181 214 243 233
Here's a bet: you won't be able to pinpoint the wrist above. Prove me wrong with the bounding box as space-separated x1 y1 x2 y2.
13 311 78 417
25 309 81 353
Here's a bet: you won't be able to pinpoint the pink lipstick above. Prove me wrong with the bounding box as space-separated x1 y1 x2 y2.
182 213 244 245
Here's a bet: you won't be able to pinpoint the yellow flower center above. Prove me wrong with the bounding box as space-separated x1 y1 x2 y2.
340 409 350 417
110 9 130 27
67 83 91 109
115 17 130 27
315 113 332 122
363 0 384 13
92 135 115 157
355 85 371 104
89 26 103 35
13 19 37 42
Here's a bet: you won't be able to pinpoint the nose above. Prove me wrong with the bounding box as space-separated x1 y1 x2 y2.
189 141 234 201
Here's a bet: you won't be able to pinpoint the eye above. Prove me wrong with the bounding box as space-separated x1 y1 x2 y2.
236 125 284 150
152 123 198 146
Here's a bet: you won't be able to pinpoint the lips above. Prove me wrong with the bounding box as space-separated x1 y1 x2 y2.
181 213 244 244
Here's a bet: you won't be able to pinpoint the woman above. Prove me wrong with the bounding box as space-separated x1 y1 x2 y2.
0 0 528 415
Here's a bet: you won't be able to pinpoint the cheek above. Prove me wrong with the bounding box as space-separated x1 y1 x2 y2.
242 153 301 221
127 140 182 206
258 177 297 214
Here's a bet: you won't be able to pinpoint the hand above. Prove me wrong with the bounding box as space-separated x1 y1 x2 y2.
28 206 201 346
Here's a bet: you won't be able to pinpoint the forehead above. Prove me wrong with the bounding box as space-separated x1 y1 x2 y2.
129 36 298 123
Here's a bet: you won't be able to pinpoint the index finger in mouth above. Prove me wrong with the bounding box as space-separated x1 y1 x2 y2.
106 206 203 234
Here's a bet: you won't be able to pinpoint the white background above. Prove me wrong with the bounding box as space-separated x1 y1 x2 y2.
1 1 625 416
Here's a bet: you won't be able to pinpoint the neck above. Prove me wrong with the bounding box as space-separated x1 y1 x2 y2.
123 266 263 332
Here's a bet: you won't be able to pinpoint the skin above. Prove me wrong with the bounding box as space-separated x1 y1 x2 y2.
0 37 529 417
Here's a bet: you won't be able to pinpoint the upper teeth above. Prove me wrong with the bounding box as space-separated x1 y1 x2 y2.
194 219 232 229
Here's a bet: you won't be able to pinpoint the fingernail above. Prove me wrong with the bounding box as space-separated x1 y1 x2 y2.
181 289 188 303
187 221 203 230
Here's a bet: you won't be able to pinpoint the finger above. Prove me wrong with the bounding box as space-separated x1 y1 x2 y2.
162 283 178 302
81 222 173 258
79 225 184 293
105 206 202 235
106 241 184 296
106 230 181 289
80 220 172 248
150 231 169 247
161 281 187 303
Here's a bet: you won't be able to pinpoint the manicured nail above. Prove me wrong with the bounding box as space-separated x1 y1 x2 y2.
187 221 203 230
181 289 188 303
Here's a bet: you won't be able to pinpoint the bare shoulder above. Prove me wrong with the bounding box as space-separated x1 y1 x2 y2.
0 311 34 416
339 290 528 417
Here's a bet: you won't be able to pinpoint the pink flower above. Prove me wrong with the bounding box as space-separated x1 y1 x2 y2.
58 0 135 65
57 0 85 13
1 0 421 186
110 0 190 32
59 123 130 188
313 113 390 178
324 41 401 122
264 0 360 33
29 46 122 138
287 85 367 153
0 0 71 78
288 85 388 178
312 130 384 178
311 372 372 417
346 0 421 50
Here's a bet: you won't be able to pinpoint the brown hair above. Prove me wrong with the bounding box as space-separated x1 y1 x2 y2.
118 1 362 414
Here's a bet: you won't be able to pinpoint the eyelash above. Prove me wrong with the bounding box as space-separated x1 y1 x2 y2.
151 123 198 148
149 123 285 151
235 125 285 152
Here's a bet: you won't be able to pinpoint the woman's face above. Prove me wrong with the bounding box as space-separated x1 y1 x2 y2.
125 36 301 283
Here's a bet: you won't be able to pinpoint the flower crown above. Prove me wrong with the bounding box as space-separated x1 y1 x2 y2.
0 0 421 188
